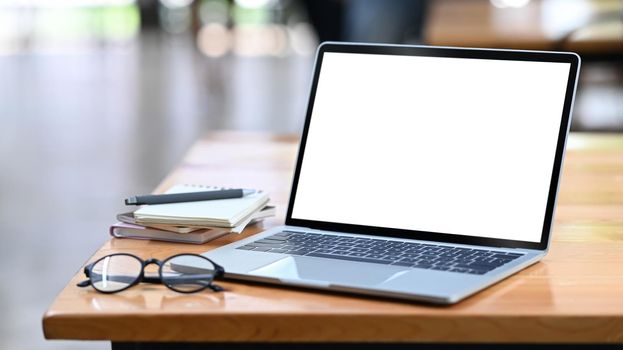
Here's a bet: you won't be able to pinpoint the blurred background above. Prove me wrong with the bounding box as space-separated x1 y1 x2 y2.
0 0 621 348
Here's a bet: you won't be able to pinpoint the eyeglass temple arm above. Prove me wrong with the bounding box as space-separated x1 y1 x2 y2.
76 280 91 287
77 275 138 287
77 272 150 287
208 284 224 292
143 273 224 292
78 273 219 287
76 265 95 287
158 274 217 283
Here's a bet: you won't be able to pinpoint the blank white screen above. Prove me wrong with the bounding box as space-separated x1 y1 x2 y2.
291 52 571 243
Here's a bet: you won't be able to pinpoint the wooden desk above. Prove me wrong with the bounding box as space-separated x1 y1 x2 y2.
43 132 623 347
426 0 623 54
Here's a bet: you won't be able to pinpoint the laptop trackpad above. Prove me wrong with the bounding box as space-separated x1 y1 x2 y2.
248 256 408 286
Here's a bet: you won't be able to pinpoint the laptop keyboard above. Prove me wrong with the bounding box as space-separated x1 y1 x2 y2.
236 230 524 275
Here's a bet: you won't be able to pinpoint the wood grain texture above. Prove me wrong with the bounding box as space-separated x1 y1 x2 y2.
42 132 623 343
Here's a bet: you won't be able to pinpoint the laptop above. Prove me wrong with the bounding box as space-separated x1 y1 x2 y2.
202 43 580 304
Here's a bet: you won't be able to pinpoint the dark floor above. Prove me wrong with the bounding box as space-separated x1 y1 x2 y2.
0 31 621 349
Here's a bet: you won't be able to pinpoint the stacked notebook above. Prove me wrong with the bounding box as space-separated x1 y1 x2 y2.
110 184 274 244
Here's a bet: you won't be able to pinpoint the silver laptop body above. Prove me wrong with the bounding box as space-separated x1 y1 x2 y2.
203 43 580 304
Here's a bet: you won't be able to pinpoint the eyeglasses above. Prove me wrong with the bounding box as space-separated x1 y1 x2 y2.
77 253 225 294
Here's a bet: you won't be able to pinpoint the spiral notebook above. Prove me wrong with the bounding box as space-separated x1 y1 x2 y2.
133 184 270 227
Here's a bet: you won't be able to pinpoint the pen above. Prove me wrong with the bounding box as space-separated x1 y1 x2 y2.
124 189 254 205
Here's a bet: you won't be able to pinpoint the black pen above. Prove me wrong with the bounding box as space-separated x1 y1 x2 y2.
125 189 254 205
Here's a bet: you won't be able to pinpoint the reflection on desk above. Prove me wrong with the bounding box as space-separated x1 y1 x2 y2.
86 292 226 312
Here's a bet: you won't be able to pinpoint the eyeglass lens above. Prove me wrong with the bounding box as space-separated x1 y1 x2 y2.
161 254 216 293
90 254 143 293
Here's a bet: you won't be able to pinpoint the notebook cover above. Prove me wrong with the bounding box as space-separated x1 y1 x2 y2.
133 184 269 227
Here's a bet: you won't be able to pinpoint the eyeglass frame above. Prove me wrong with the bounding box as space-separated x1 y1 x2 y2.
77 253 226 294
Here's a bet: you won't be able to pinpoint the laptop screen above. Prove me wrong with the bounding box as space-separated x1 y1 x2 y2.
290 50 572 244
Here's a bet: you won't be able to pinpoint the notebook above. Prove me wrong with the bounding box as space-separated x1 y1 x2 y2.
110 223 228 244
133 184 270 227
112 206 276 243
117 211 202 234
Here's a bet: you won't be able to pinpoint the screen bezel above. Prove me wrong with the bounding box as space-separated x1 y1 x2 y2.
285 42 580 251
